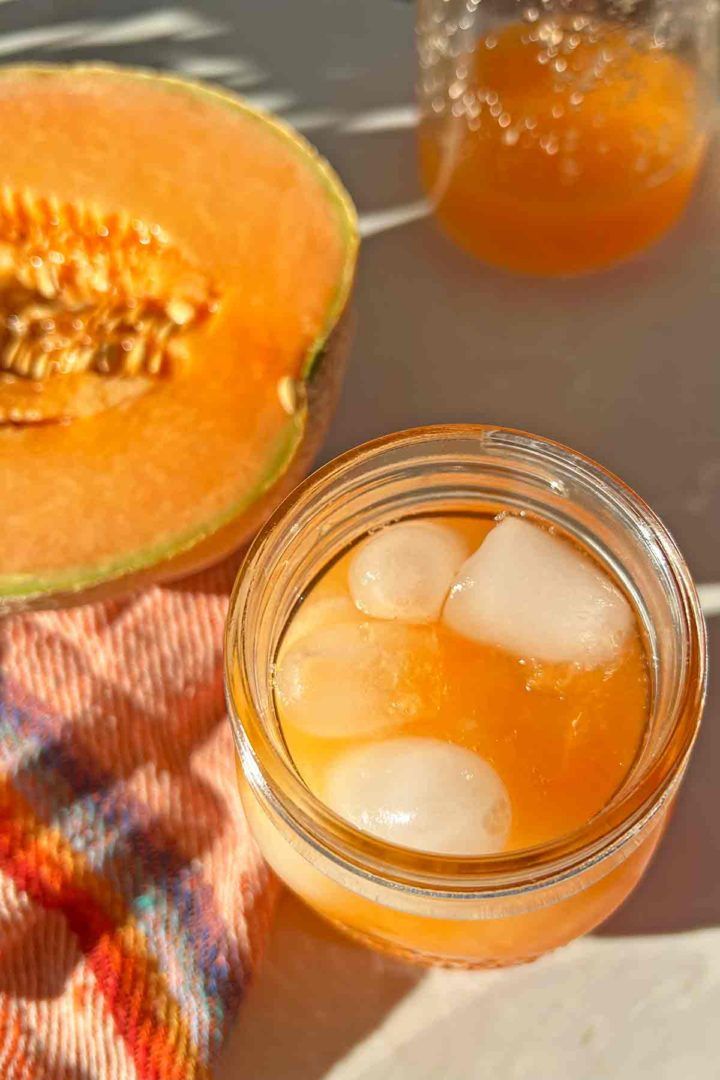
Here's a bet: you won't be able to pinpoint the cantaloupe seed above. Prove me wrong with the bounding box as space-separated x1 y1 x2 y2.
0 190 218 424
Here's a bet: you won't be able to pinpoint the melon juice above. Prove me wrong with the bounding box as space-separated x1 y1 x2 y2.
419 19 707 275
226 428 706 967
274 514 649 858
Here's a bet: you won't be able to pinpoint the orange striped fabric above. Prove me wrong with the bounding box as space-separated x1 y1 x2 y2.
0 560 276 1079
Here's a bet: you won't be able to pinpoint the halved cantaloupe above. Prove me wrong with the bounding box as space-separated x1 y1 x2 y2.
0 65 357 608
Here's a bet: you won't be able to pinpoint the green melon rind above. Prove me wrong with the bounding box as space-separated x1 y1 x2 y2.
0 413 305 600
0 64 358 604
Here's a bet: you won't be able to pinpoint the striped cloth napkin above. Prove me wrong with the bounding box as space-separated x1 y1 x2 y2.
0 560 275 1079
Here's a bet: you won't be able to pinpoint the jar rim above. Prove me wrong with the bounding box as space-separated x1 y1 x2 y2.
225 425 707 900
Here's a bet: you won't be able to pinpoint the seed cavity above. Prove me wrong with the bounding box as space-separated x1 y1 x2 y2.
0 189 219 425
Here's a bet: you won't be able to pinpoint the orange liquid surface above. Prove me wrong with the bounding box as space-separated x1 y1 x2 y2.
420 21 705 274
277 515 650 852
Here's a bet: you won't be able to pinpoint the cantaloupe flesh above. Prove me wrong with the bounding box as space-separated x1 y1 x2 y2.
0 66 356 598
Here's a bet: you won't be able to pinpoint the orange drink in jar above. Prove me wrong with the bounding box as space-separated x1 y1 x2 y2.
417 3 716 274
226 428 705 967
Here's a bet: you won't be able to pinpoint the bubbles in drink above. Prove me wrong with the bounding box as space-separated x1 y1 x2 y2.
348 520 469 623
443 518 632 667
418 14 705 274
323 737 511 855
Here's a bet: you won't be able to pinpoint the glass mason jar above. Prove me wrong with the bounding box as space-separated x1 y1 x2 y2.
225 427 706 968
416 0 718 275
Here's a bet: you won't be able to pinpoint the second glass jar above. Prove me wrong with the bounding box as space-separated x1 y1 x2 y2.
416 0 718 275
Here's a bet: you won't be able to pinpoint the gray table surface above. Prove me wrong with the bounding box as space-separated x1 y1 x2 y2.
7 1 717 1076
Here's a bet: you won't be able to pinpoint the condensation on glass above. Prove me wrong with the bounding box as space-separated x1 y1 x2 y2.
416 0 718 274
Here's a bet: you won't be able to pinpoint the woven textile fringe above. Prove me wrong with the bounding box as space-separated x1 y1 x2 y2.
0 561 276 1079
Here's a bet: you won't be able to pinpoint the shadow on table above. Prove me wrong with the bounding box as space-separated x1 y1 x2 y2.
217 890 423 1080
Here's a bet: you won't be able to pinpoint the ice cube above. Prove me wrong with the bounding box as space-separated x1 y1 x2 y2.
443 517 632 667
322 736 511 855
348 520 469 623
281 593 362 651
274 621 440 738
